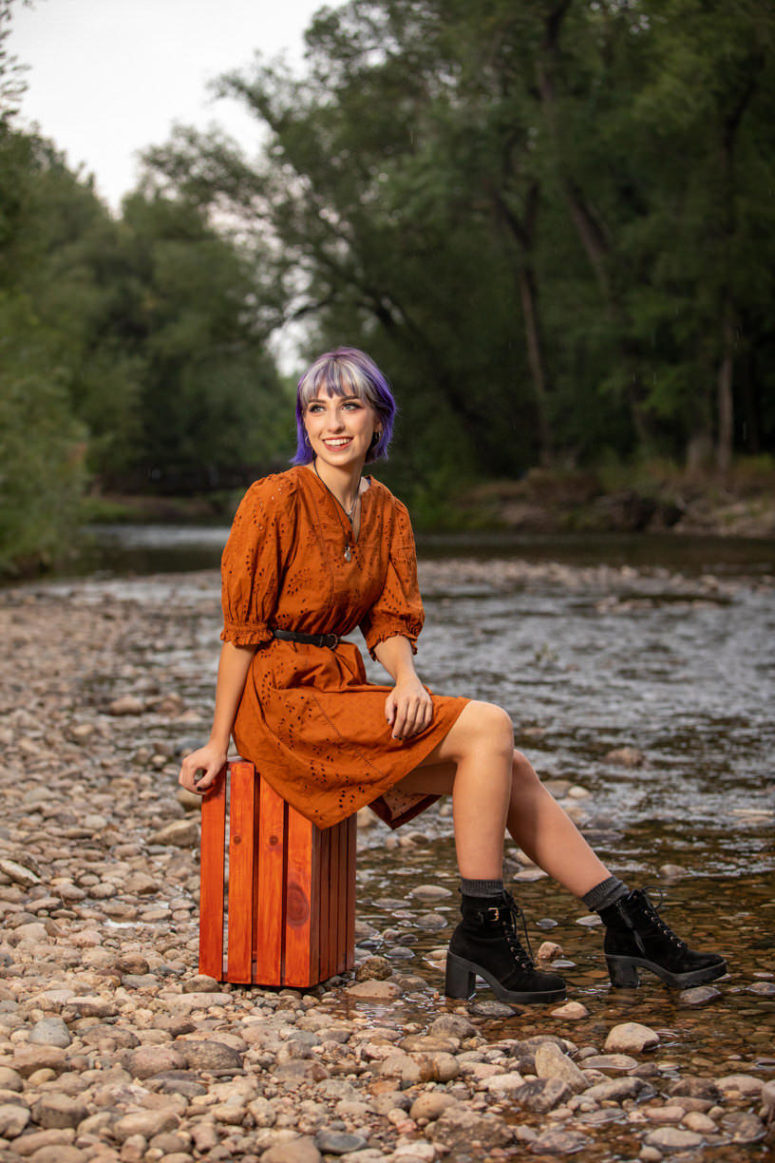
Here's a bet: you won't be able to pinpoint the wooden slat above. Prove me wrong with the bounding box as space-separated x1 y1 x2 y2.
327 821 340 981
198 766 227 980
345 813 357 971
335 819 348 975
318 823 331 983
255 777 286 986
284 806 320 986
226 761 256 982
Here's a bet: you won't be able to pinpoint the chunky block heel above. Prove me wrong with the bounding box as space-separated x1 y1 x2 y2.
606 955 640 988
445 891 566 1005
445 951 476 1000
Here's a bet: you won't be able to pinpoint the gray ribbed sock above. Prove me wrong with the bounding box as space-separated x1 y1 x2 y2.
583 875 629 913
460 878 504 899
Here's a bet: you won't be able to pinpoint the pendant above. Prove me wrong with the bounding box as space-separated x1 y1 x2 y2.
344 545 352 562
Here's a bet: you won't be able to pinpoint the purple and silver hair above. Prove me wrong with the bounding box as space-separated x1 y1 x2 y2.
291 346 396 465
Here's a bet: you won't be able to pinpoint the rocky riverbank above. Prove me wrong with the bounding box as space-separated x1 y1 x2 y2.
457 464 775 538
0 575 773 1163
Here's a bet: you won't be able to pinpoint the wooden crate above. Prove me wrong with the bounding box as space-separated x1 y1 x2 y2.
199 760 357 987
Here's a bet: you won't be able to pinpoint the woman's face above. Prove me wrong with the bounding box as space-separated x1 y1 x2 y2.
304 390 380 471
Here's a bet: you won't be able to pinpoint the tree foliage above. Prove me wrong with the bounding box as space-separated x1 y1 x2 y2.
146 0 775 495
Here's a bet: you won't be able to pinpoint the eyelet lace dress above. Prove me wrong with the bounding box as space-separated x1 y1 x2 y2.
220 466 469 830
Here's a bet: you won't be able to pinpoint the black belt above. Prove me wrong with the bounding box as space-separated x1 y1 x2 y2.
272 628 341 649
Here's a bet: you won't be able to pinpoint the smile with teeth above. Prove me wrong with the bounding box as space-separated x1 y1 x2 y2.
323 438 353 447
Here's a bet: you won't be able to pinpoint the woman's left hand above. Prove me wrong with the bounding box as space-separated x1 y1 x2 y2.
385 677 433 740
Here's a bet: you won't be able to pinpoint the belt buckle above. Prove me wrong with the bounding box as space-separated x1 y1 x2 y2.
323 633 339 649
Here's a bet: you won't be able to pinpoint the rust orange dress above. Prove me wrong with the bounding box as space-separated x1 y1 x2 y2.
220 465 469 830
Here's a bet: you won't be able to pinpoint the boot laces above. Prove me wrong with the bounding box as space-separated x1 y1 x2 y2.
502 896 535 970
639 886 687 953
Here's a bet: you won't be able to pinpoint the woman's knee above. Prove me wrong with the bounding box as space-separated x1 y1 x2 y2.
461 700 514 759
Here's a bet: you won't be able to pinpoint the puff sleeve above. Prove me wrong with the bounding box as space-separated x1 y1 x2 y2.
220 475 296 647
360 499 425 658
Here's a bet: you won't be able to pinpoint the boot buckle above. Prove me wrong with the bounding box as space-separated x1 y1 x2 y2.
487 906 502 922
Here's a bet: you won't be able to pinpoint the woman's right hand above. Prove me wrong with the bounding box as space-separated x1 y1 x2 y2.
178 742 228 795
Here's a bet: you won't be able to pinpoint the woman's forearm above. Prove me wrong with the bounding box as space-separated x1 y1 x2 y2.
208 641 257 750
373 635 418 682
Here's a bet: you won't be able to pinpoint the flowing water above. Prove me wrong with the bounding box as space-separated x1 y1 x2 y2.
53 527 775 1157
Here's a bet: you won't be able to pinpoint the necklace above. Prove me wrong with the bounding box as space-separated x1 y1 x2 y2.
313 459 360 561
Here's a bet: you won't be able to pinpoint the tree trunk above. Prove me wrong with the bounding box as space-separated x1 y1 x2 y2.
492 184 555 465
716 307 735 474
517 262 553 464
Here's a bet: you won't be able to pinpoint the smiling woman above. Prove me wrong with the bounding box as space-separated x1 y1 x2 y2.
178 346 727 1009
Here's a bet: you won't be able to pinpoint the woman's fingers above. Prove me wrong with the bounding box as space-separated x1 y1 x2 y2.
178 750 224 794
390 693 433 739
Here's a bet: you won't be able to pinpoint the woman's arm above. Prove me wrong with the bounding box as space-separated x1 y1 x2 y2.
178 641 257 793
373 634 433 740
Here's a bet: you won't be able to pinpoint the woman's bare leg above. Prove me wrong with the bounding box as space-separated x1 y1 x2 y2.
396 705 609 896
506 751 609 898
397 701 514 879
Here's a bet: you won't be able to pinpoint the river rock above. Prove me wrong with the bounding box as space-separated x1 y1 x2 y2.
0 858 41 887
0 1067 23 1091
550 1001 589 1019
721 1111 767 1142
28 1018 71 1048
679 985 722 1006
411 885 453 901
427 1105 513 1151
126 1045 188 1078
107 695 145 715
428 1014 477 1040
604 1022 659 1053
12 1045 67 1077
261 1137 322 1163
604 746 645 766
481 1072 528 1095
581 1054 639 1072
0 1102 30 1137
582 1077 648 1103
176 1039 243 1072
28 1149 88 1163
113 1107 181 1141
354 956 393 982
747 980 775 995
346 980 402 1001
715 1074 763 1098
644 1127 704 1151
410 1092 459 1122
534 1041 587 1092
512 1078 573 1112
31 1092 89 1129
315 1129 369 1153
149 819 199 847
529 1129 588 1155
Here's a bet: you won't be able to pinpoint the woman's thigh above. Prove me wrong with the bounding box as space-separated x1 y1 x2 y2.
394 700 514 796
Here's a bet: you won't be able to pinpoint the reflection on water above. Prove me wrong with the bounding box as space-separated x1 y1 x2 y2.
77 523 775 579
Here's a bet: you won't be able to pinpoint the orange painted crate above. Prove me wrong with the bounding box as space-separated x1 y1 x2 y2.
199 760 357 987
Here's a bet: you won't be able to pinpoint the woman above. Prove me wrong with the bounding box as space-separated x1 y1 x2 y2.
179 347 726 1004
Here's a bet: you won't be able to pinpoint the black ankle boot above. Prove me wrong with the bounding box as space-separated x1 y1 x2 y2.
445 891 566 1005
600 888 727 989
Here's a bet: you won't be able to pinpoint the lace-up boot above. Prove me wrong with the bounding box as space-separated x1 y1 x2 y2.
600 888 726 989
445 891 566 1004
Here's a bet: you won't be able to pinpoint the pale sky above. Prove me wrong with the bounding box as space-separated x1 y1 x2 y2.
10 0 335 210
